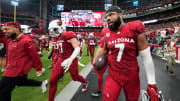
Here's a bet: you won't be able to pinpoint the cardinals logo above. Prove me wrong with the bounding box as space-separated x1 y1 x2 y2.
57 21 62 26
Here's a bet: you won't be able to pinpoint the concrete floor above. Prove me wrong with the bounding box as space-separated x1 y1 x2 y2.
71 55 180 101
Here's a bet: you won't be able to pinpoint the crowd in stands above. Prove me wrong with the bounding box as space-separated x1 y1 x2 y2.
144 20 180 62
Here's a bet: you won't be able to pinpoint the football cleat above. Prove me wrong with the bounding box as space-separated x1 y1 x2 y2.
81 82 88 93
91 91 101 97
41 80 48 93
168 71 175 75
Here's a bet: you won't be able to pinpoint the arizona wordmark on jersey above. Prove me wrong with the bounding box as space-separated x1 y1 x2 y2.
107 38 135 45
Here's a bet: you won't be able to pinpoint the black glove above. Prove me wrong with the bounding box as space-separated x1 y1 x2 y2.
48 49 54 59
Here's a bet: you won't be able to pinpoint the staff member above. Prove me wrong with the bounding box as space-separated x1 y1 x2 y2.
0 22 48 101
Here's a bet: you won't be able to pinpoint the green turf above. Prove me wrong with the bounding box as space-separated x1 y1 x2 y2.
0 45 98 101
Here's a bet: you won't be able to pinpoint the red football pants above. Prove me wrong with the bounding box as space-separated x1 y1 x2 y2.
96 65 108 92
80 48 82 57
45 46 49 52
95 54 111 92
40 44 44 52
51 52 59 68
87 45 90 55
89 45 95 61
103 69 140 101
48 58 87 101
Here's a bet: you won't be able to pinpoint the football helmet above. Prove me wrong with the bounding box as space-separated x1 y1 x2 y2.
141 90 164 101
77 34 81 40
89 33 94 38
21 25 32 34
39 35 48 40
48 20 66 37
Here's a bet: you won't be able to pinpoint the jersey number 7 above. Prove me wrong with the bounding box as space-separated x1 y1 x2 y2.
115 43 125 62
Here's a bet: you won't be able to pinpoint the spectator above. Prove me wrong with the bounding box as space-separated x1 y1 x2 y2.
161 36 176 75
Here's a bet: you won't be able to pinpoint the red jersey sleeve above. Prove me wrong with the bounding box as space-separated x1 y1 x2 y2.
64 32 77 40
102 27 108 36
24 38 42 71
99 37 104 48
130 21 145 35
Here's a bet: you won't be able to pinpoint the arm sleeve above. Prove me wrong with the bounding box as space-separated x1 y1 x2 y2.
70 47 80 59
24 39 42 71
139 47 156 84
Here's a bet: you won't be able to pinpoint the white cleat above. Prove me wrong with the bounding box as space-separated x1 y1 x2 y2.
78 61 85 67
81 82 88 93
41 79 48 93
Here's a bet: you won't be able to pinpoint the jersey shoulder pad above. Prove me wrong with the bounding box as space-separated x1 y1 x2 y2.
128 20 145 34
63 31 77 40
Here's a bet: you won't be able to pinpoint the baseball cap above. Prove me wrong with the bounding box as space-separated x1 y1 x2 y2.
4 22 21 28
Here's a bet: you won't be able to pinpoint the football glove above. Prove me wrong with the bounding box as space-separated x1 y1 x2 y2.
61 57 73 72
147 84 159 101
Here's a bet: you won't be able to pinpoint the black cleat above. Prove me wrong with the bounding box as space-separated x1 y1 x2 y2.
166 66 169 71
91 91 101 97
169 71 175 75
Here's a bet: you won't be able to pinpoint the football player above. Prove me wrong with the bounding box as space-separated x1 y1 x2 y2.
39 35 49 53
77 34 83 58
47 20 61 69
94 6 159 101
87 32 97 63
48 20 88 101
0 22 48 101
77 34 86 67
91 37 111 97
85 39 90 56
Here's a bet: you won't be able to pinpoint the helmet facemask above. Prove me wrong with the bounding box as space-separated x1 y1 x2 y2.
89 33 94 38
77 35 81 40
